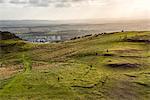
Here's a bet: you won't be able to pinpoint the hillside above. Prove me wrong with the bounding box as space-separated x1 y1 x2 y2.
0 31 31 54
0 31 21 40
0 31 150 100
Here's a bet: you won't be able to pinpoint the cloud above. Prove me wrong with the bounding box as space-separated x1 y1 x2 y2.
0 0 4 3
28 0 50 7
8 0 106 7
10 0 27 4
55 3 71 8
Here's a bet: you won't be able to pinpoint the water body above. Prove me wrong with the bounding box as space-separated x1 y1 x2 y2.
0 20 149 42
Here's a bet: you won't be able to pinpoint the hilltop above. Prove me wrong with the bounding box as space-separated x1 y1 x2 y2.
0 31 28 54
0 31 150 100
0 31 21 40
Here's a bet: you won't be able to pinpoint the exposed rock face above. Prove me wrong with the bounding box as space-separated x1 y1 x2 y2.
0 31 21 40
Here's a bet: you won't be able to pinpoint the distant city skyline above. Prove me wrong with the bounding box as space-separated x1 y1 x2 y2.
0 0 149 20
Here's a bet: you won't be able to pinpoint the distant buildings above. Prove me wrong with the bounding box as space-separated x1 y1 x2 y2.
15 32 62 43
33 35 62 43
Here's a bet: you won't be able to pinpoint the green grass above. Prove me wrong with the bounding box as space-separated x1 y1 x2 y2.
0 31 150 100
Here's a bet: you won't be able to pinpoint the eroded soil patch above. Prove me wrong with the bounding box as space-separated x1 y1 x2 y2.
126 39 150 43
112 49 142 53
107 63 140 68
125 35 150 43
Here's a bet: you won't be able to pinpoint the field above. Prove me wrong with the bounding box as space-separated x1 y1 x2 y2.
0 31 150 100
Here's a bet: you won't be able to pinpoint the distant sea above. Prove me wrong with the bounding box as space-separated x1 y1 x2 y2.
0 20 149 41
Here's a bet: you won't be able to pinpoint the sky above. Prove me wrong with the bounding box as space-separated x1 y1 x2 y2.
0 0 149 20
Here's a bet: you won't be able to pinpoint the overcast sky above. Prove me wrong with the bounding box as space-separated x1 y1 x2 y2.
0 0 149 20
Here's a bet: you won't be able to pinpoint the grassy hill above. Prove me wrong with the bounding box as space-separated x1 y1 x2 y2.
0 31 28 54
0 31 150 100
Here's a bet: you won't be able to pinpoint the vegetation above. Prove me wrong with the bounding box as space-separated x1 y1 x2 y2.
0 31 150 100
21 54 32 72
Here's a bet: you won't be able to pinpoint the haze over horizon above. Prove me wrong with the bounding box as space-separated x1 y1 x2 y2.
0 0 149 20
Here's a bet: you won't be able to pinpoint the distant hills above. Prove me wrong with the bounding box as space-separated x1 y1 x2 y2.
0 19 150 27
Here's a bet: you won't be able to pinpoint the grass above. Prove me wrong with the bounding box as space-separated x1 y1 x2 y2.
21 54 32 73
0 31 150 99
